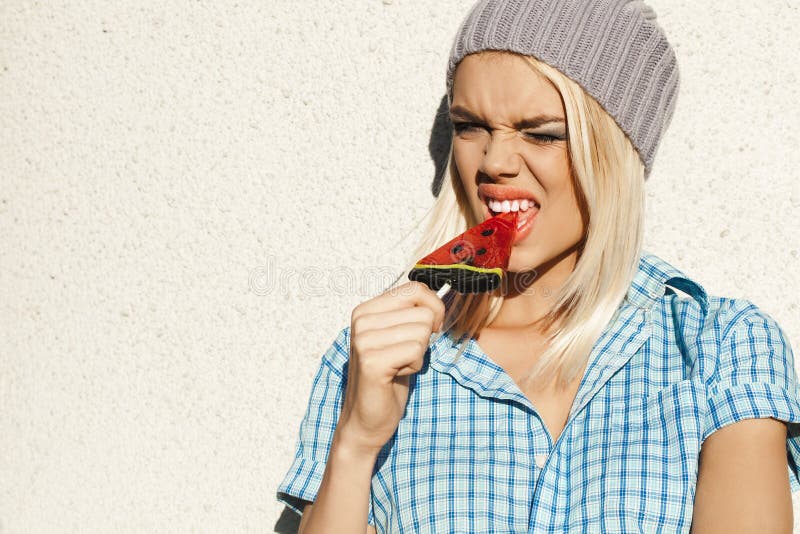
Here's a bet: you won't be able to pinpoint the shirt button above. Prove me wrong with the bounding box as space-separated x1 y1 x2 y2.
534 454 548 468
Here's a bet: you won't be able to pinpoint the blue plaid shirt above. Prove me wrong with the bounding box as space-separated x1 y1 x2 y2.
277 251 800 533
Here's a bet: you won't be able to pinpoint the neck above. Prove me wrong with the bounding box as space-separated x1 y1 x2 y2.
488 244 580 333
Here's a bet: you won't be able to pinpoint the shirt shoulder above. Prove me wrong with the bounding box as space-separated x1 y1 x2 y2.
700 296 796 391
631 250 795 386
626 252 800 491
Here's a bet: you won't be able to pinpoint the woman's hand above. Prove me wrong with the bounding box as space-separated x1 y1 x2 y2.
335 281 445 455
299 281 445 533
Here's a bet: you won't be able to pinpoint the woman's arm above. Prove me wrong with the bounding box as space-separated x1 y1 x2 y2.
295 281 443 533
297 282 442 532
297 434 379 534
300 505 378 534
691 417 792 533
300 504 378 534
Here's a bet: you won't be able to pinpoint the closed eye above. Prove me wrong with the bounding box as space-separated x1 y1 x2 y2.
522 132 564 144
453 121 566 144
452 121 487 135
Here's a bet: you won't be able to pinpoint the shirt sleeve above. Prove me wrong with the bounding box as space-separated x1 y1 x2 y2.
275 326 377 525
703 299 800 492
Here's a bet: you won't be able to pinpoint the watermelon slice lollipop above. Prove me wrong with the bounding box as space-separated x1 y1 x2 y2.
408 211 518 293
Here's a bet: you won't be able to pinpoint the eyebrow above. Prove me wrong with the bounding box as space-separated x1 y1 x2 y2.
448 105 565 129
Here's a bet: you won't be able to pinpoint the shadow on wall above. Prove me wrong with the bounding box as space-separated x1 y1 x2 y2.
429 94 453 198
274 507 300 533
272 95 453 534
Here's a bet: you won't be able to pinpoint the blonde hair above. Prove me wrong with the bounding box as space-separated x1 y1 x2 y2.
398 51 646 390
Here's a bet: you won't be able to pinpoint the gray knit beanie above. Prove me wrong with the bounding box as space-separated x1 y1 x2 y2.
446 0 679 178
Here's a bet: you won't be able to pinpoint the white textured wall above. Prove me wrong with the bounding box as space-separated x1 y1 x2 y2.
1 1 799 532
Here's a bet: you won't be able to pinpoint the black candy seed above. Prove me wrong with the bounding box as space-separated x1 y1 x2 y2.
452 244 463 254
476 248 486 255
481 228 494 236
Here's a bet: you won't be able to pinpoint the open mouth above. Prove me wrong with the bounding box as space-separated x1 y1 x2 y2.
485 197 540 217
477 184 541 240
477 183 541 218
479 194 541 242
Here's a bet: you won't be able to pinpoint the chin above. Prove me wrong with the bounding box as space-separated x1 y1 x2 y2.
506 249 541 274
508 240 583 276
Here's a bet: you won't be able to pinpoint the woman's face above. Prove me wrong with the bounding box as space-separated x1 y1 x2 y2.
450 52 586 275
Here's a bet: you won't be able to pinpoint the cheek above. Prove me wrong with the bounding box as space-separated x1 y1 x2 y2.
453 141 479 175
520 148 570 178
522 153 583 227
551 185 585 236
453 143 481 193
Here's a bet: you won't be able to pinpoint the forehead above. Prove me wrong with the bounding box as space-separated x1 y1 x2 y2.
451 52 565 118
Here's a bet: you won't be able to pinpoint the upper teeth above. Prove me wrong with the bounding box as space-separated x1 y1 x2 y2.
486 197 539 213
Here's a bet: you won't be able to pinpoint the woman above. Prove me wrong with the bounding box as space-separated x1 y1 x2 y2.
277 1 800 531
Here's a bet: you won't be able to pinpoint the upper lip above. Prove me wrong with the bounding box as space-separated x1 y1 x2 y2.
478 184 540 206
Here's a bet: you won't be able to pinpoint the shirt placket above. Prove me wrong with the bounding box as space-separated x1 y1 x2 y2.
527 304 653 532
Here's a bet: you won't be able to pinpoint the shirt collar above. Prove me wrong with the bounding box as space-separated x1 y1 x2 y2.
571 250 709 421
427 331 535 409
625 250 709 314
426 250 710 423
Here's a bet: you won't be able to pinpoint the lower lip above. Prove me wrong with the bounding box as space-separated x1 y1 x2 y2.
483 203 540 244
513 206 539 244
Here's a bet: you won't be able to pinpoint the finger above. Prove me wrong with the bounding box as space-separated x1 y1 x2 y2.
395 360 424 377
352 306 437 336
352 281 445 329
359 339 427 379
356 321 433 352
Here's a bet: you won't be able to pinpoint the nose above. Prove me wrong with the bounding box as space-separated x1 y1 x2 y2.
478 132 521 180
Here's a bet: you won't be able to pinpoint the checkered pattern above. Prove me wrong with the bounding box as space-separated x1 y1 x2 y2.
277 251 800 533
